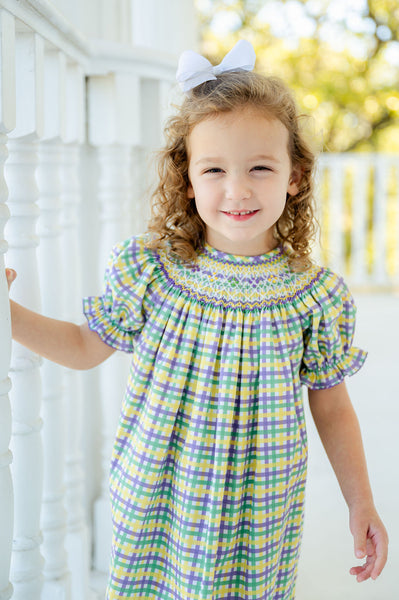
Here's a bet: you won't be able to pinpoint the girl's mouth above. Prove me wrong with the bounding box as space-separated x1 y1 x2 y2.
222 209 259 221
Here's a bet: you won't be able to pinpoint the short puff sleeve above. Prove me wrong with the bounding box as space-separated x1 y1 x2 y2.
83 236 155 353
300 270 367 389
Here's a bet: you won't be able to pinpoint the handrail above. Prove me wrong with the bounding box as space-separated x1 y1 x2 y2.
0 0 89 62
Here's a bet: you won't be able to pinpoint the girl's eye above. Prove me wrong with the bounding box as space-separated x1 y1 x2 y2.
252 165 272 171
204 168 223 174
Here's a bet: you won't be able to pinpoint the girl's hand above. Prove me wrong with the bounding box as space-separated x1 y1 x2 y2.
349 504 388 582
5 268 16 291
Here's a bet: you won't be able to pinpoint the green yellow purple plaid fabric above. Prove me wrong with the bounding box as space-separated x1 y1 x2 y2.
83 234 366 600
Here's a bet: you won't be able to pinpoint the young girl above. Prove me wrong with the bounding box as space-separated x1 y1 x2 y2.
6 40 388 600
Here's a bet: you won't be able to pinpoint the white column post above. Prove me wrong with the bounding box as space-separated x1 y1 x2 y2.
61 62 91 600
119 0 131 44
0 9 15 600
60 142 89 600
130 145 147 235
350 156 369 286
137 77 164 231
326 156 345 275
98 0 131 43
131 0 196 53
395 158 399 286
5 30 45 600
37 139 70 600
312 159 325 265
0 137 13 600
131 0 159 50
87 72 140 573
373 155 389 285
36 46 71 600
92 144 132 574
6 142 44 600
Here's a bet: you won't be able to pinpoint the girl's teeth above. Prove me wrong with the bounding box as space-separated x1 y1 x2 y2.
227 210 255 215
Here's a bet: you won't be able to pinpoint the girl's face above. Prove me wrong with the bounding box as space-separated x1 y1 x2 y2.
187 107 299 256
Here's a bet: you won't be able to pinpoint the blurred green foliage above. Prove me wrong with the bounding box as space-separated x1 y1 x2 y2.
196 0 399 152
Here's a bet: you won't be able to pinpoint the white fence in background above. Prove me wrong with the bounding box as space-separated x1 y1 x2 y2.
0 2 398 600
317 153 399 289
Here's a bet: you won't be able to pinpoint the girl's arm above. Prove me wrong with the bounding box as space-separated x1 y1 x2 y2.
308 381 388 582
6 269 115 370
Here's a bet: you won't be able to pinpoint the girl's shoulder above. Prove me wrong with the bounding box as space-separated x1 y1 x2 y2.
294 259 357 321
304 262 353 302
109 232 163 262
104 233 159 284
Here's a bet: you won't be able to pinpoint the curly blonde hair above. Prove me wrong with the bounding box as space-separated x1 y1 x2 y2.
147 70 317 270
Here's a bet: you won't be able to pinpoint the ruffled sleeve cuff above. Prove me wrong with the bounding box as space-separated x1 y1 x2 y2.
82 235 155 354
300 346 367 390
299 269 367 390
83 295 136 353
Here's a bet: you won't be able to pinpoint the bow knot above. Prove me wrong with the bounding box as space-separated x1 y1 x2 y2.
176 40 256 94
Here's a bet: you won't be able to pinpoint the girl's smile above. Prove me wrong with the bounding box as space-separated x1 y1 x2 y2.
222 209 260 221
186 107 300 256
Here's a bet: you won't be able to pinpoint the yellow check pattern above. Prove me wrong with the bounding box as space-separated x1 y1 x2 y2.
83 235 366 599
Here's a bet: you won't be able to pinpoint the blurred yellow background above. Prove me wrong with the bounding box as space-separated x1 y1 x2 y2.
196 0 399 153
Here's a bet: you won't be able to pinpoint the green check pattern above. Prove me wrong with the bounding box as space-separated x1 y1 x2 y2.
83 234 366 599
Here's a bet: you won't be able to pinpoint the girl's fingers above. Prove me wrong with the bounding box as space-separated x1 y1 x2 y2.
5 268 16 290
370 535 389 580
350 562 373 582
353 532 367 560
350 533 388 583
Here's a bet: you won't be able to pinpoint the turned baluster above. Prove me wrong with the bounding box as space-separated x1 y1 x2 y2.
5 29 45 600
0 8 15 600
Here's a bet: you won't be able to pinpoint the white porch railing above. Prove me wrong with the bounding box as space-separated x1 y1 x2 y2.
0 3 398 600
0 2 195 600
317 153 399 290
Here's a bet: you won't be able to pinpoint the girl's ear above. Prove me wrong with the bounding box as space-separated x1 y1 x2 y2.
287 165 302 196
187 182 194 199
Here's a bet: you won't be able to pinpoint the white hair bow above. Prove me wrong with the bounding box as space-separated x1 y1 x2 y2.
176 39 256 94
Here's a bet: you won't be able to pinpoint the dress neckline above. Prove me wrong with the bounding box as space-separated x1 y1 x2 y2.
202 242 284 265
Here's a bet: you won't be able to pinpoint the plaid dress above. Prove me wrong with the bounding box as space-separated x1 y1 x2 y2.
83 234 366 600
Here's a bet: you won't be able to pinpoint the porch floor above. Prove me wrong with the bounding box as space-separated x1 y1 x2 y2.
297 292 398 600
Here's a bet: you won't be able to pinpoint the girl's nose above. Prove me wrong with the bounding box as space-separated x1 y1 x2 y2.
225 175 251 202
